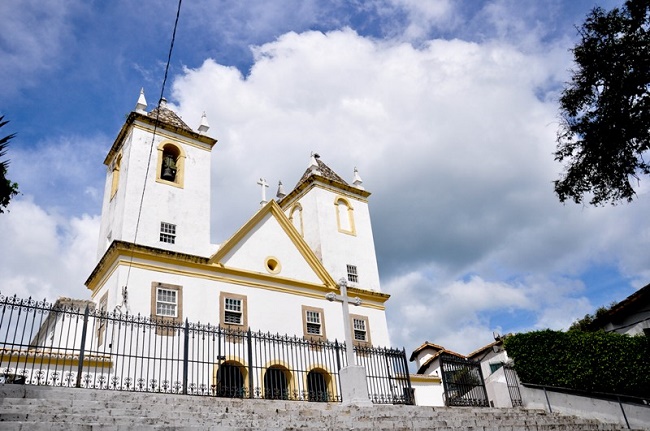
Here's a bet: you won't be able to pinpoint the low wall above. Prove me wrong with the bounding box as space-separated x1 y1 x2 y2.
520 385 650 430
410 374 444 406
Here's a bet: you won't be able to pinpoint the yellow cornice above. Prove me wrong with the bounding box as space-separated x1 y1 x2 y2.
410 374 442 384
86 241 388 310
279 175 370 210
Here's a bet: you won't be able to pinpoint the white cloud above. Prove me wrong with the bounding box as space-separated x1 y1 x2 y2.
0 198 100 301
169 28 649 354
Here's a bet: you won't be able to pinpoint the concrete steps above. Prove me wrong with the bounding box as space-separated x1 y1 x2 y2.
0 385 635 431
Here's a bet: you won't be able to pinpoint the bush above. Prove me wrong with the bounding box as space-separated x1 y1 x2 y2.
503 329 650 398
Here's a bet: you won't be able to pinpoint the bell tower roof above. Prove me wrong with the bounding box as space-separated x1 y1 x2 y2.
295 154 348 188
278 154 370 209
148 97 194 132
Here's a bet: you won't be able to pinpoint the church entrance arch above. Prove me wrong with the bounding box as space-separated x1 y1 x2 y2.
263 365 289 400
306 369 330 402
216 362 246 398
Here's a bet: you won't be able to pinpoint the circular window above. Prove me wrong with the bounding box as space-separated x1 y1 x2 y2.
265 257 281 274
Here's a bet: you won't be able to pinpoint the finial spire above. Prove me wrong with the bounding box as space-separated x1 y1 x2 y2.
276 181 286 199
135 88 147 113
198 111 210 135
309 152 321 175
353 167 364 190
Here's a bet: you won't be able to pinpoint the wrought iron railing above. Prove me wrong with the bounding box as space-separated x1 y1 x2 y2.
0 292 413 404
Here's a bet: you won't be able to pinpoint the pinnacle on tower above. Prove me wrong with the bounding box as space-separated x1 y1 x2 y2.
353 167 364 190
135 88 147 114
309 152 321 175
198 112 210 135
276 181 286 199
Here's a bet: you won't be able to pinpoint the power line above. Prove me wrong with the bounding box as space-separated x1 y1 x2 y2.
124 0 184 292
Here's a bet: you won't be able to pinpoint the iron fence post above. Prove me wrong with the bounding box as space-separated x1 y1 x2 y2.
247 329 254 399
543 386 553 413
617 396 630 429
401 348 414 405
75 305 90 388
334 340 342 370
182 318 189 395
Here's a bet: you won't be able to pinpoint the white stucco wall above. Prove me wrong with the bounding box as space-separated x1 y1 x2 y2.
411 376 444 406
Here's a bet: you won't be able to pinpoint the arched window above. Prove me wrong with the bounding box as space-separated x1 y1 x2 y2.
289 203 303 236
216 362 246 398
156 142 185 188
110 154 121 199
264 366 289 400
334 197 355 235
307 369 331 402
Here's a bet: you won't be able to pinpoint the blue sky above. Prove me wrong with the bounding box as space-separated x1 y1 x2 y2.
1 0 646 355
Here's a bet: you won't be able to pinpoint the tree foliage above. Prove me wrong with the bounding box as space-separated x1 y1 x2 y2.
568 302 615 331
504 330 650 398
555 0 650 205
0 115 19 213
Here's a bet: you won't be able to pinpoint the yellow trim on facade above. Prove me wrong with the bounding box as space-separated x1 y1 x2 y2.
410 374 442 384
264 256 282 275
278 176 370 211
334 195 356 236
131 123 215 152
86 239 390 310
0 350 113 369
108 259 387 310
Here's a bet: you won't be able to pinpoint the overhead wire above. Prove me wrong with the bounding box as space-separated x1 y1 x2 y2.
123 0 184 295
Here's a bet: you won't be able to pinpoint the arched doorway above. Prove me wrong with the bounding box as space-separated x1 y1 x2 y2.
307 369 329 402
264 366 288 400
216 363 245 398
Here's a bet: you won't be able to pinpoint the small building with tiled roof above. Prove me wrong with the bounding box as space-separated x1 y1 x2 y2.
588 282 650 336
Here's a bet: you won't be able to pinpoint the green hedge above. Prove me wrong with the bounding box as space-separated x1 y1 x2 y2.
503 329 650 398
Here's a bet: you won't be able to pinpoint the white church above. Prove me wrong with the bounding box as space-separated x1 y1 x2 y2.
89 90 391 349
0 90 413 404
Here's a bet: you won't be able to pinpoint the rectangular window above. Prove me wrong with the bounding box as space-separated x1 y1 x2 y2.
302 306 326 342
150 283 183 336
220 292 247 328
224 297 242 325
160 222 176 244
306 311 321 335
353 318 366 341
347 265 358 283
489 362 504 374
156 288 177 317
350 314 371 347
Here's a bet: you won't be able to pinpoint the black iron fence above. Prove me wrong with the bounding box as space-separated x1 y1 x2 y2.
0 293 412 404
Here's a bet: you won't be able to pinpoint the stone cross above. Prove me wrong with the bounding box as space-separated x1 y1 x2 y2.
326 277 362 366
257 178 269 206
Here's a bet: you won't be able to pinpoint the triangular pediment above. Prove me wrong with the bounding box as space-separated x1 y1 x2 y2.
209 201 336 288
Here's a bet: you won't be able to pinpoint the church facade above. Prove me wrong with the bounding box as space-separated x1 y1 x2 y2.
87 90 391 348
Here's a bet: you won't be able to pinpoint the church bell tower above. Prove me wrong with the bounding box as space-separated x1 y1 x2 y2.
96 90 217 259
278 154 382 292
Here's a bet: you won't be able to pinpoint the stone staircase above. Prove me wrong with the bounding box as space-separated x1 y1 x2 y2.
0 385 636 430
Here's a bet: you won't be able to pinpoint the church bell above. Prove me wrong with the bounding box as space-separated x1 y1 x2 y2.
162 166 175 181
